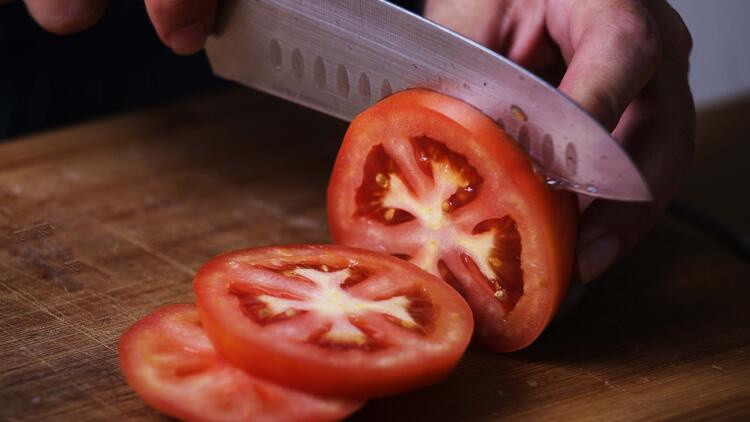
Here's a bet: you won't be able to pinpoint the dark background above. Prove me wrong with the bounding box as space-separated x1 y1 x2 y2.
0 0 422 140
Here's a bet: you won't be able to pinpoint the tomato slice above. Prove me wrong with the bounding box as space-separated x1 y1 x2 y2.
327 89 578 352
192 245 473 398
118 304 363 422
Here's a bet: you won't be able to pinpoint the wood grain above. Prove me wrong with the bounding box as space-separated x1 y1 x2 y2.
0 89 748 421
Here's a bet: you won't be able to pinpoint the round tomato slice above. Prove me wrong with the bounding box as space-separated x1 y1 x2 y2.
327 89 578 352
192 245 473 398
118 304 363 422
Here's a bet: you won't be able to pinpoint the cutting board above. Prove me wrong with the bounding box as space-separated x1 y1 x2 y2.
1 89 748 421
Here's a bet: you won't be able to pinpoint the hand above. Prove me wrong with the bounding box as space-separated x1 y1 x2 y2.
425 0 695 283
12 0 216 55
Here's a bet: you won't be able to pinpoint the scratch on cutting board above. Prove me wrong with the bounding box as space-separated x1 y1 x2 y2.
247 197 325 234
74 258 115 279
245 197 288 219
17 344 57 373
245 197 325 229
3 244 132 322
287 215 325 230
0 282 112 354
80 287 137 323
93 221 195 276
586 372 627 393
0 265 115 352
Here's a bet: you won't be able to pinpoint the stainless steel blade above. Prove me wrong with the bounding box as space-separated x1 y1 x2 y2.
205 0 652 201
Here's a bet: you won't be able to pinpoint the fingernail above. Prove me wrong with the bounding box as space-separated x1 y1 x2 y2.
168 22 207 55
577 235 620 284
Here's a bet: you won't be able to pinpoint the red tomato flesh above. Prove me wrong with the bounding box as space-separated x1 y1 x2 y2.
118 304 363 422
328 89 578 352
192 245 473 398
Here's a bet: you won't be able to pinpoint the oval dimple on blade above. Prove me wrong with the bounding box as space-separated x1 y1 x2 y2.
490 103 652 201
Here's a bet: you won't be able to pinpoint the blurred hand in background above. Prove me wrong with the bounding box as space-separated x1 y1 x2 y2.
8 0 217 54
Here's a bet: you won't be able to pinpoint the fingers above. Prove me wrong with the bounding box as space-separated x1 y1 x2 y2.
24 0 108 34
23 0 217 53
145 0 217 55
576 2 695 283
548 0 663 130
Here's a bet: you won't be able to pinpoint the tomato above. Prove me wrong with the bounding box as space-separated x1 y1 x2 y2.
327 89 578 352
192 245 473 398
118 304 363 422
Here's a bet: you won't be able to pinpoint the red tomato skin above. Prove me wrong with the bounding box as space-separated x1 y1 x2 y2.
327 89 578 352
193 244 474 398
119 304 363 422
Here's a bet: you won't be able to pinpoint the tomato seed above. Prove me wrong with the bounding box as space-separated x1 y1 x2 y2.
383 208 395 221
375 173 389 188
510 104 528 122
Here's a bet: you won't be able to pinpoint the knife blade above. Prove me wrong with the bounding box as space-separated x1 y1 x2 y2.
205 0 651 201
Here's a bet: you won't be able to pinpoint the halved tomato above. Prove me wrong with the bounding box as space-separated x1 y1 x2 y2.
118 304 363 422
192 245 473 398
327 89 578 352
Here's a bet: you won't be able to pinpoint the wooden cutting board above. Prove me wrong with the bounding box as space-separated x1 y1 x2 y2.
1 89 748 421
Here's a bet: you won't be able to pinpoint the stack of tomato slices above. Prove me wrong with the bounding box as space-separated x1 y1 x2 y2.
119 304 364 422
120 246 473 421
119 89 577 421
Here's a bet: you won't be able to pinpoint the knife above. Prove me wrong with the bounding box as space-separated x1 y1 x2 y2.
205 0 651 201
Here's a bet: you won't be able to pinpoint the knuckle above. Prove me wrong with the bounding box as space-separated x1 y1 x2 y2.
611 3 663 63
145 0 215 28
673 12 693 56
655 0 693 56
146 0 211 16
654 2 693 71
29 1 104 34
146 0 181 16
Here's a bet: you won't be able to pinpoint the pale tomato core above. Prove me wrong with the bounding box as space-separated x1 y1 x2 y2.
228 263 433 350
355 137 524 310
